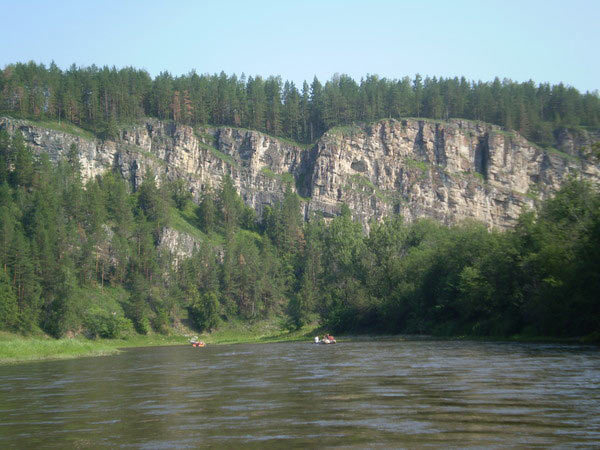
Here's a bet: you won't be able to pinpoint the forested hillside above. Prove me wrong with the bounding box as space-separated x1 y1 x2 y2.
1 61 599 341
2 62 599 147
1 127 599 340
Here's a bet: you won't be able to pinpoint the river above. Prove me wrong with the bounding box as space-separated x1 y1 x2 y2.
1 338 599 447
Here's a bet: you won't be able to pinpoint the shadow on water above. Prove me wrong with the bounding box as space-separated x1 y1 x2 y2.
1 338 599 447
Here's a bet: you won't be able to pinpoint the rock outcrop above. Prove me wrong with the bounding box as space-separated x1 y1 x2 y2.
308 119 600 228
1 116 598 230
158 227 201 266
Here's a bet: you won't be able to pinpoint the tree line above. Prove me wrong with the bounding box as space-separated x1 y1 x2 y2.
1 128 598 340
1 61 599 146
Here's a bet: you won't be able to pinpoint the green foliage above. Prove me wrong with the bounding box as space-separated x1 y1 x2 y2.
137 171 172 235
167 178 193 210
191 316 319 345
0 331 188 364
327 124 363 137
0 270 18 330
262 185 303 253
590 142 600 159
25 119 96 140
343 174 400 204
218 175 245 233
312 180 600 339
170 205 209 243
222 232 267 318
207 146 238 166
98 117 120 141
404 158 429 173
151 307 170 335
544 146 580 161
195 190 219 236
260 167 295 185
347 173 377 190
188 290 220 332
84 307 133 339
2 61 599 148
124 276 150 334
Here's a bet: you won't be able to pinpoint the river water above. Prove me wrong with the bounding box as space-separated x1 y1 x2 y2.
1 339 599 448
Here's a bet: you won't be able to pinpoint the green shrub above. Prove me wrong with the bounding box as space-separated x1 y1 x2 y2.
84 309 133 339
0 270 19 330
151 309 170 335
188 290 220 332
134 316 150 335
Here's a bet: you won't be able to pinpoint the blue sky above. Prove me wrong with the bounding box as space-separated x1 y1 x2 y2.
2 0 598 92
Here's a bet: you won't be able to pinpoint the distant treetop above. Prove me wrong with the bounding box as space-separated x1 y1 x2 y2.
1 61 598 146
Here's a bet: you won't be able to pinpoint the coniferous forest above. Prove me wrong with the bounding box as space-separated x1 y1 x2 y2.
1 62 599 341
1 61 600 146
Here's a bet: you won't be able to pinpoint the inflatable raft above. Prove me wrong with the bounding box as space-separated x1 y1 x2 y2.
189 336 205 347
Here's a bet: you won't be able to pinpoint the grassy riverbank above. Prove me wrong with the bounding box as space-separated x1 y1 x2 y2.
0 321 322 365
197 320 320 345
7 322 589 366
0 331 189 365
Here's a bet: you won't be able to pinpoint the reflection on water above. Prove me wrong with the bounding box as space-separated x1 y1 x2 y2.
1 339 599 447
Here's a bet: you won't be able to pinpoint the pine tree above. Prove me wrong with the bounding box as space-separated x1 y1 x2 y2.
9 133 34 189
413 74 423 117
218 175 244 237
309 77 324 141
137 170 171 238
198 188 217 232
282 81 301 141
265 76 282 135
0 268 18 330
247 76 266 131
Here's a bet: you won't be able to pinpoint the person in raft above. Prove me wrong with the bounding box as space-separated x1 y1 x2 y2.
321 334 334 343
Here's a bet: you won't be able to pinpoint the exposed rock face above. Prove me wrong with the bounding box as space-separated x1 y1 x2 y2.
0 118 306 219
555 127 600 158
308 120 600 228
1 116 598 230
158 227 201 267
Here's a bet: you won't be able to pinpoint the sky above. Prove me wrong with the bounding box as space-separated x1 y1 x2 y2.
1 0 598 92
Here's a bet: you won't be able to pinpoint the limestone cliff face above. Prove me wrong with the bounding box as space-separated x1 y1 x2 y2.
1 116 598 230
0 118 306 219
308 120 600 228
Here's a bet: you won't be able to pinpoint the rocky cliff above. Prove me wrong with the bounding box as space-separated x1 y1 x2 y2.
307 119 600 228
2 116 599 230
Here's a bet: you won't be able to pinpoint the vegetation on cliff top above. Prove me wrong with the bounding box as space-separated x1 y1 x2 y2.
1 61 599 149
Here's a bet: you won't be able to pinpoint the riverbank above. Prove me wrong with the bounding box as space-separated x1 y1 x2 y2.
197 320 320 345
0 332 188 365
0 322 321 365
5 324 593 365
